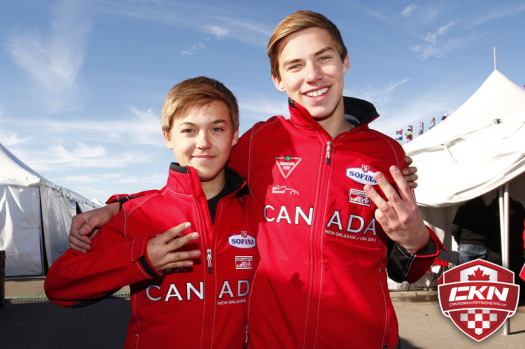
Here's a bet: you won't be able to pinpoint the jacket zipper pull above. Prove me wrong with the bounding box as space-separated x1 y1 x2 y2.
207 248 212 274
325 141 332 164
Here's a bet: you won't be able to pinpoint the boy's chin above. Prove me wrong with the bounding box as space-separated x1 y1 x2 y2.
197 169 225 183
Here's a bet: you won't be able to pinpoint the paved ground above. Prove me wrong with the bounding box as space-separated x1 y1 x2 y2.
1 276 524 348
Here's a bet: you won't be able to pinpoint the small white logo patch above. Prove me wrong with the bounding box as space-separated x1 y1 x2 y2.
349 189 371 206
228 231 256 249
235 256 253 269
346 165 378 185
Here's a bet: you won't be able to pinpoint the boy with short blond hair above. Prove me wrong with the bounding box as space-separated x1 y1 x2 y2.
228 10 442 348
45 76 258 349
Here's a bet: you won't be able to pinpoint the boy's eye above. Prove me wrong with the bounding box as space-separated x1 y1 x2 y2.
212 127 224 132
181 129 194 134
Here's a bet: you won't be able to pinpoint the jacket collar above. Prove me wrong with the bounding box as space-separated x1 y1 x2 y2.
167 163 248 197
288 96 379 135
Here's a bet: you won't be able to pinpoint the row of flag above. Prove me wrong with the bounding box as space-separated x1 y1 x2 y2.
395 114 448 143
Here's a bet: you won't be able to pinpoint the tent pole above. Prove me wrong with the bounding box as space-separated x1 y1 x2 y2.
499 184 510 335
499 184 510 269
493 46 497 71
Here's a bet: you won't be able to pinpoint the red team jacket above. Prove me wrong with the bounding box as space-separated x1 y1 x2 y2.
228 97 442 349
45 165 258 349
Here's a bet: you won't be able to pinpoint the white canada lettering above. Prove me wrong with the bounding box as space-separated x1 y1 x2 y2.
326 211 343 231
264 205 314 225
145 280 249 302
238 280 250 297
146 285 162 301
264 205 375 235
346 215 364 233
187 282 204 300
325 212 377 236
165 283 183 301
363 219 377 235
296 206 314 225
277 206 291 224
218 281 234 299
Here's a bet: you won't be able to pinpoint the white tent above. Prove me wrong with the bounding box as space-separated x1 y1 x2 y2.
0 143 100 276
403 69 525 270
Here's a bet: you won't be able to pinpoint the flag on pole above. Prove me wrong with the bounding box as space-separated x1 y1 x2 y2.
418 122 424 135
395 129 403 142
405 125 413 141
429 117 436 129
441 114 448 121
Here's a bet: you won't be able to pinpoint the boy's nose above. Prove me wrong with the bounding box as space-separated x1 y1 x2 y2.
196 133 211 149
305 62 322 82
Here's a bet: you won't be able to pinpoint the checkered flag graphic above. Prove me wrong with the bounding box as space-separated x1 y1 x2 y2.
460 309 498 335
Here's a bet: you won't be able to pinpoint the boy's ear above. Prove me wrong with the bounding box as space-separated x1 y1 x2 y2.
163 130 174 149
272 74 286 92
231 129 239 147
343 53 350 74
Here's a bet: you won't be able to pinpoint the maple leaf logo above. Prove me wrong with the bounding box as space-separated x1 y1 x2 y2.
468 267 491 281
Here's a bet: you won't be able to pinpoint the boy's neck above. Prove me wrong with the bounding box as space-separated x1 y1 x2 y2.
201 173 226 200
310 96 353 138
318 117 354 138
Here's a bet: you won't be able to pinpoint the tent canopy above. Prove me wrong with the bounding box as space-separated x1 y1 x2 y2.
402 69 525 274
0 143 100 276
404 69 525 207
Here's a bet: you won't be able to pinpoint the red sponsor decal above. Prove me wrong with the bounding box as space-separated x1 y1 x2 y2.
235 256 253 270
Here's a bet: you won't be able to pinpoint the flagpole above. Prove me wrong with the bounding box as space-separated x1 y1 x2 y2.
493 46 497 71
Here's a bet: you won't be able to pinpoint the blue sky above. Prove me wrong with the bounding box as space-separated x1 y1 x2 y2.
1 0 524 203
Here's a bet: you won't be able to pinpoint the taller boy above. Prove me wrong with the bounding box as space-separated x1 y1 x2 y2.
228 11 441 348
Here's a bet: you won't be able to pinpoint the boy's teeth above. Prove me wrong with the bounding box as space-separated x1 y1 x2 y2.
306 88 328 97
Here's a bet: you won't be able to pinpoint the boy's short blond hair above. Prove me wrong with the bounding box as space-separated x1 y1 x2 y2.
161 76 239 132
267 11 348 80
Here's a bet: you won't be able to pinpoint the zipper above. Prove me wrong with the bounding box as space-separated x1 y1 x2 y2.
304 138 334 347
207 248 212 274
325 140 332 164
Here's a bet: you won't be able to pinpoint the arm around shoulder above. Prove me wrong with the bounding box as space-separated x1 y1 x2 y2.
46 213 159 307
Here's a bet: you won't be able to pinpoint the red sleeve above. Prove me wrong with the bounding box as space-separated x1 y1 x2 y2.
106 190 158 204
44 212 157 306
404 227 445 283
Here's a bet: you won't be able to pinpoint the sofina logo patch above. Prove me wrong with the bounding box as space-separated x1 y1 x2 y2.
437 259 520 342
275 155 301 179
228 231 256 249
346 165 378 185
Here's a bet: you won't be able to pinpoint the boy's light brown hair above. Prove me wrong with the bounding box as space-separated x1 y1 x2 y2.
267 10 348 80
161 76 239 132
